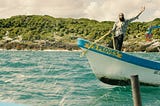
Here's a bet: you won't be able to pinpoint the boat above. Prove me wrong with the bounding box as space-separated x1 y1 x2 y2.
77 38 160 86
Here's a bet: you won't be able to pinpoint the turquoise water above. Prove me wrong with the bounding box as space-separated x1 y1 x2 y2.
0 51 159 106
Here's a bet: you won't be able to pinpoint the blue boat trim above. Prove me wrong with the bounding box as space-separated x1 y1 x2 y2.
77 38 160 71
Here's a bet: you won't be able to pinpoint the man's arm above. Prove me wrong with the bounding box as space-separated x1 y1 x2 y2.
136 6 145 19
128 6 145 22
111 22 116 33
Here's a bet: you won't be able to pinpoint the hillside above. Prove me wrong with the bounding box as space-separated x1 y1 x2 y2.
0 15 159 51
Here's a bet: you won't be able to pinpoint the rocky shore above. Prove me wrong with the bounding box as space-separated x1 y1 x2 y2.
123 39 160 52
0 36 79 51
0 40 79 51
0 39 159 52
0 36 159 52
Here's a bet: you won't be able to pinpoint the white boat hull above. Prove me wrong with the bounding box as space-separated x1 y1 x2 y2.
86 49 160 86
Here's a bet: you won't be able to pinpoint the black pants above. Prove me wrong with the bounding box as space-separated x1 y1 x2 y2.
108 34 124 51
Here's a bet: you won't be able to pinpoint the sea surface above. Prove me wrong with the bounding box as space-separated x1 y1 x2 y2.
0 51 160 106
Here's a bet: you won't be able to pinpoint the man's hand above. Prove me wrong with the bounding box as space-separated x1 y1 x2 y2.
140 6 145 13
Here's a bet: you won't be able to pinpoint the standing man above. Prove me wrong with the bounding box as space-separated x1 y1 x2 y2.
108 7 145 51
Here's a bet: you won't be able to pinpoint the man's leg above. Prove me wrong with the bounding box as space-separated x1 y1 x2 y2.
117 34 124 51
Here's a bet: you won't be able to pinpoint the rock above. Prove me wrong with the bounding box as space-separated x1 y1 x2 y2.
146 41 160 52
123 39 160 52
137 41 155 51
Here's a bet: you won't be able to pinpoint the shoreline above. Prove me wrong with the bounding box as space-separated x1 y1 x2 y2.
0 48 159 53
0 48 82 52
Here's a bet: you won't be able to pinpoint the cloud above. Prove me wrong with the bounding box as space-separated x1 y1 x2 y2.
84 0 159 22
35 0 89 18
0 0 159 22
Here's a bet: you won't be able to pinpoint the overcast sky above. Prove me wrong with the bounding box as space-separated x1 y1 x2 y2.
0 0 159 22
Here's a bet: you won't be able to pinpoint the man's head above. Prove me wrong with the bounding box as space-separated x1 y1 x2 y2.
119 13 125 22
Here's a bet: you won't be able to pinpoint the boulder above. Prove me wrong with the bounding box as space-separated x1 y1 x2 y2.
146 41 160 52
123 39 160 52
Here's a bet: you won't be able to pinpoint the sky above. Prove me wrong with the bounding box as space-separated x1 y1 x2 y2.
0 0 159 22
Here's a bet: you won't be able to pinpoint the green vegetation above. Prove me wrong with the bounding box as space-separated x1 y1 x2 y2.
0 15 113 42
0 15 159 50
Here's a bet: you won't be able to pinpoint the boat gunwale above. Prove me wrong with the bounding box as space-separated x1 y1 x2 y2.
77 38 160 71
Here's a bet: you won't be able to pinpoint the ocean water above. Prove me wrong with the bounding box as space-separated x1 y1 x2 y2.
0 51 159 106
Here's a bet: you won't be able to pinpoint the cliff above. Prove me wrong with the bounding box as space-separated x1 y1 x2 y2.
0 15 159 51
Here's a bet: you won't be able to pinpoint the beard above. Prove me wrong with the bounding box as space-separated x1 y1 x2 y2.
119 17 125 22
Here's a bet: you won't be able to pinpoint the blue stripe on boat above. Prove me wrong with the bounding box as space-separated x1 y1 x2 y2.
77 38 160 71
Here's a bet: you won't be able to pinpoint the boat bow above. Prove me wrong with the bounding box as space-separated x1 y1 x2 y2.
77 38 160 86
